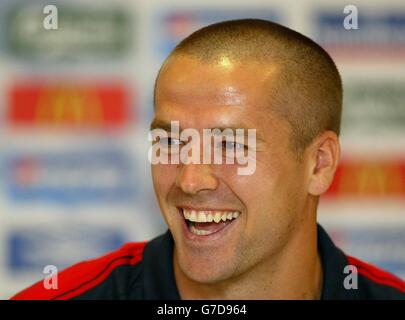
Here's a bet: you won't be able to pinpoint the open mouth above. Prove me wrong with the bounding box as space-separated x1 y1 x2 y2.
178 208 241 236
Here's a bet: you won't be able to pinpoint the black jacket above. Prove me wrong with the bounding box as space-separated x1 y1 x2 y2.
11 224 405 300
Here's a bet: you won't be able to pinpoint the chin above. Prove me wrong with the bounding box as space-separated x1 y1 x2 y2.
184 268 228 284
179 253 235 284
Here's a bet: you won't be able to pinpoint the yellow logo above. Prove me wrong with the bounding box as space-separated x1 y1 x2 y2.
36 86 102 126
339 161 405 196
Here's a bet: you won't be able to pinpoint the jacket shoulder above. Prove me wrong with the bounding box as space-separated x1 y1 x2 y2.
347 255 405 299
11 241 147 300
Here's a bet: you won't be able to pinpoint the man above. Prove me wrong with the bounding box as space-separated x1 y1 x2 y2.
12 19 404 300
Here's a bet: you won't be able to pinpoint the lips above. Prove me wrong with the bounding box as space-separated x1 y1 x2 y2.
179 208 241 236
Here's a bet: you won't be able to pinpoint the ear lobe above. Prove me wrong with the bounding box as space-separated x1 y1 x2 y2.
308 131 341 196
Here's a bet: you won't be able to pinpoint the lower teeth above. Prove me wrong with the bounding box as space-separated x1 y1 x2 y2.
189 224 215 236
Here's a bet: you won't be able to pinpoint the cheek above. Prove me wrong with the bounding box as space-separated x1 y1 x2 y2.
151 164 177 200
251 161 306 232
151 165 180 227
228 159 299 225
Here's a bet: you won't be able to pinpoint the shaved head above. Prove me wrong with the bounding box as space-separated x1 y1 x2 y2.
154 19 342 155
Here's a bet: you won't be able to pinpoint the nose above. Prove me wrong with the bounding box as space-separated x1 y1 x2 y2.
175 164 219 195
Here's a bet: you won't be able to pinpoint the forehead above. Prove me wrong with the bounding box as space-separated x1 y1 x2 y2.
155 55 279 110
153 56 292 141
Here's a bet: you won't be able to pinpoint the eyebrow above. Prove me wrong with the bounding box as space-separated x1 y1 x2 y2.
149 119 180 132
149 119 265 142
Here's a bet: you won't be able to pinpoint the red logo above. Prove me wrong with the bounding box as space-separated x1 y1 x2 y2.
8 83 133 128
326 158 405 198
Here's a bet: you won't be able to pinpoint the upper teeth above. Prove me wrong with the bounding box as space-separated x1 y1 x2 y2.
183 209 240 223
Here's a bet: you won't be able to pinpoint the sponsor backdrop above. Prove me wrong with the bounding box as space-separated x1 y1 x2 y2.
0 0 404 298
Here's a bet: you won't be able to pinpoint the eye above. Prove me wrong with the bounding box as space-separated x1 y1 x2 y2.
221 140 246 151
159 137 182 146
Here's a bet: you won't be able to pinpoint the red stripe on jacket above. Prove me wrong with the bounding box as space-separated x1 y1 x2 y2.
347 255 405 293
11 241 147 300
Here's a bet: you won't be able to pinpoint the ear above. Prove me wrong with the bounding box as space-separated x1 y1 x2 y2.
307 131 341 196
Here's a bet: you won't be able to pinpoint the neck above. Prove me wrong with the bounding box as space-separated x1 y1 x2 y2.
174 206 323 299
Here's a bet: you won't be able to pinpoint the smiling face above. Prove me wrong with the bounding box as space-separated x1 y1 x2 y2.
151 55 312 284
